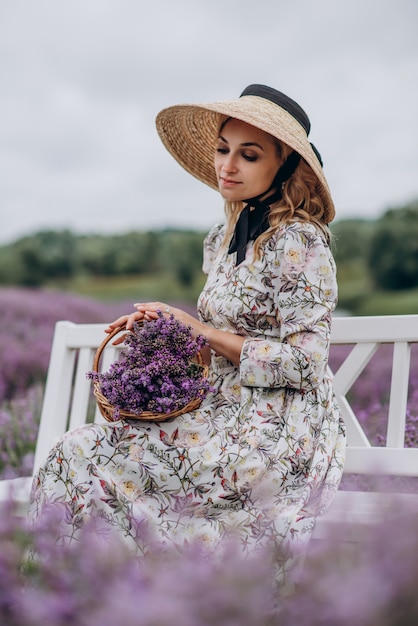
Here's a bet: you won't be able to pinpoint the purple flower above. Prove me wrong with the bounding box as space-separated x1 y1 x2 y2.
0 385 42 479
88 313 214 419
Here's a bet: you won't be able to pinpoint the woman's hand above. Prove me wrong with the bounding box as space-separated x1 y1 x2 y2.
134 301 198 330
105 302 246 365
104 309 146 345
134 302 246 366
135 302 214 363
104 303 199 347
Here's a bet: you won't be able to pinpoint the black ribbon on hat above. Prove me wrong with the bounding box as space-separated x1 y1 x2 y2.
240 85 311 134
228 151 301 265
240 85 323 168
310 142 323 167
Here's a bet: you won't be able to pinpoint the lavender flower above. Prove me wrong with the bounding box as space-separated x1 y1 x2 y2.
0 498 278 626
0 385 42 479
3 495 418 624
0 287 135 403
88 313 213 418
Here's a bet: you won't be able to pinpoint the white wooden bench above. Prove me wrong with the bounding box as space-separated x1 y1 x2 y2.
1 315 418 539
316 314 418 539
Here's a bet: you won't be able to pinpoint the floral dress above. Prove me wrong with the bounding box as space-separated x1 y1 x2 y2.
29 221 346 575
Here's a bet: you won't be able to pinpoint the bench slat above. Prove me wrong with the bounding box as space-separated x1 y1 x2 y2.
387 341 411 446
332 342 378 393
334 396 371 447
68 347 95 431
33 322 78 470
313 489 418 540
331 314 418 343
344 446 418 476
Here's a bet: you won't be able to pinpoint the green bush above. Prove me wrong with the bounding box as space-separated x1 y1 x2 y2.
368 201 418 290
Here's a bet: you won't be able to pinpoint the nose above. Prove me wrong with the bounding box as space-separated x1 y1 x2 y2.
221 153 238 174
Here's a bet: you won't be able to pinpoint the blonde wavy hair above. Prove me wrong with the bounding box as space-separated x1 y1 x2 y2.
222 138 331 259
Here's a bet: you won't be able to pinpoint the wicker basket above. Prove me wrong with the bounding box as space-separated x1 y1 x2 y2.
92 322 209 423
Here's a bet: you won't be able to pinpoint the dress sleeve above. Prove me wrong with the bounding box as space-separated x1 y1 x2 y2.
202 223 225 275
239 223 338 391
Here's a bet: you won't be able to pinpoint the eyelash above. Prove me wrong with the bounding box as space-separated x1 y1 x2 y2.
216 148 258 162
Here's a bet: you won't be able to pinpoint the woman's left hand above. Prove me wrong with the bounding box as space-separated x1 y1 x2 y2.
107 302 245 366
135 302 245 366
134 302 198 331
104 302 203 347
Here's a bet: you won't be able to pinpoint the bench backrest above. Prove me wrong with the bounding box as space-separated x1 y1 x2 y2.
33 315 418 477
330 314 418 476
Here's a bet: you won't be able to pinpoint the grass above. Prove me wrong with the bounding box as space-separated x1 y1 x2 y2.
337 259 418 315
47 272 206 306
355 287 418 315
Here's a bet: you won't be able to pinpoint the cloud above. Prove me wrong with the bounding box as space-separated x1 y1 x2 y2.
1 0 417 242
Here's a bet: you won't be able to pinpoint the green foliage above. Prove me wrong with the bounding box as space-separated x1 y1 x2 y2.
158 229 204 286
331 219 376 314
0 230 78 286
330 218 375 264
350 286 418 316
51 272 205 305
77 231 162 276
2 199 418 315
368 200 418 290
0 228 206 290
335 259 374 314
330 204 418 313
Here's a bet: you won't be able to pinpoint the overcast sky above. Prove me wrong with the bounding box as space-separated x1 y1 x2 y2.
1 0 417 243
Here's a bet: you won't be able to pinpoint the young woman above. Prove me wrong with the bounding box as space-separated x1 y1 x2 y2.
29 84 346 582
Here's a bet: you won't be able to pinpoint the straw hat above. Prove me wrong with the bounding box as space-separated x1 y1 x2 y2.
156 84 335 223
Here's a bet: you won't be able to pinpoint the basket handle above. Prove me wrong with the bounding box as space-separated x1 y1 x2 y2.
92 323 130 374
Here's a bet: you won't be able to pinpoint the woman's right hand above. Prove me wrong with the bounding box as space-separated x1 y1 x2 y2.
104 309 145 345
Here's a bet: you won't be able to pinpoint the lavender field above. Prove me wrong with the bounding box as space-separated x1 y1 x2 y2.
329 342 418 449
0 287 134 478
2 487 418 624
2 287 418 624
1 287 418 480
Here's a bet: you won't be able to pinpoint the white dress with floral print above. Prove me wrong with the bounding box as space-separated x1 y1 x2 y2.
29 221 346 569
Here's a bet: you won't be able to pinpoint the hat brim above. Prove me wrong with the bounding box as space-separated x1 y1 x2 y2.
155 95 335 222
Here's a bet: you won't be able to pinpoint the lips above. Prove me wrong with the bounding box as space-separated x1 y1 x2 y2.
220 178 241 187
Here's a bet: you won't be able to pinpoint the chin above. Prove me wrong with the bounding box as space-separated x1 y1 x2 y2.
220 191 245 203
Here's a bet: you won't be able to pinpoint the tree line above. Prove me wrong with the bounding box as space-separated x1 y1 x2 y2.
331 199 418 291
0 228 206 288
0 198 417 293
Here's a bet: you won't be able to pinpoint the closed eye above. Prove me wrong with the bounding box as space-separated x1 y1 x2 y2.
242 153 258 162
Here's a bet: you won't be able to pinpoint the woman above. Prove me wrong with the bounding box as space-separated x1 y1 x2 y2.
29 84 346 580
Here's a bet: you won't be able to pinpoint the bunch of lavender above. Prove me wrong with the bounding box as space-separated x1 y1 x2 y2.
89 313 212 418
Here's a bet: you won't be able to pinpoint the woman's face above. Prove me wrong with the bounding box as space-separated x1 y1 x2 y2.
214 118 282 202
